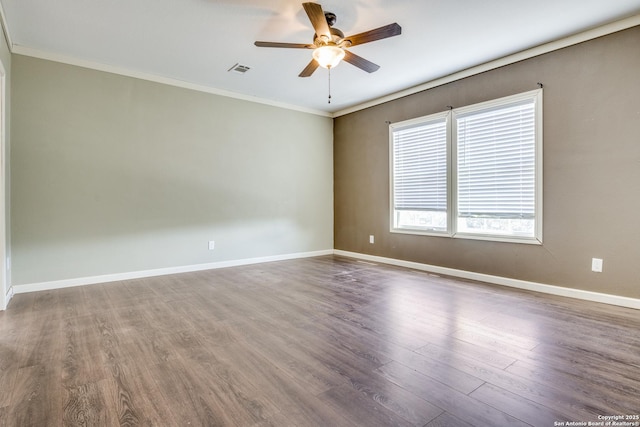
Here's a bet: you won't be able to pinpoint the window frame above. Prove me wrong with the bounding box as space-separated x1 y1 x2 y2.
389 89 543 245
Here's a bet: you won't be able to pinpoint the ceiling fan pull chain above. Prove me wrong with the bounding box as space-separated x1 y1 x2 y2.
328 67 332 104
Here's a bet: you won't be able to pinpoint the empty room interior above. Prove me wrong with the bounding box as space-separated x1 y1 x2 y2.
1 1 640 426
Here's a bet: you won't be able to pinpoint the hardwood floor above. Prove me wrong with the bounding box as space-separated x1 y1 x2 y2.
1 255 639 426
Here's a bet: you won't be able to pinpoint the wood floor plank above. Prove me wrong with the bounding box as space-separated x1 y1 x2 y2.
450 326 536 361
203 341 350 425
340 369 444 426
417 341 517 371
386 348 485 394
507 353 640 397
414 330 634 420
425 412 474 427
325 307 437 350
504 358 640 413
150 357 270 426
63 380 114 426
0 335 19 408
14 310 64 370
7 365 63 426
112 359 210 426
376 361 530 427
529 339 640 380
469 382 566 427
230 319 347 395
251 404 355 427
318 384 415 427
61 315 110 387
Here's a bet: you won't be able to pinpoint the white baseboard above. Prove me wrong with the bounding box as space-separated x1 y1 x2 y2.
11 248 640 311
334 250 640 310
12 249 334 294
1 285 13 310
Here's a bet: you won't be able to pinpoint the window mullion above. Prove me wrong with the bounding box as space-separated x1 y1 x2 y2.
449 109 457 237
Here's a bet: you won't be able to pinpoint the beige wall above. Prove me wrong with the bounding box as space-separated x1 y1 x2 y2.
11 55 333 285
0 24 11 308
334 26 640 299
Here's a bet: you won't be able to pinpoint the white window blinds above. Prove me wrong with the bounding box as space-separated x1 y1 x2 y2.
392 118 447 212
456 100 536 220
389 89 541 243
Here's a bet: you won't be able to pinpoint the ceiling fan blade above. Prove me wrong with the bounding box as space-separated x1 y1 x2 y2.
299 59 320 77
343 23 401 47
302 2 331 40
254 41 312 49
343 50 380 73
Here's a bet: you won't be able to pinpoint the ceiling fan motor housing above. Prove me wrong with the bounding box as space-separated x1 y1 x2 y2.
315 27 345 46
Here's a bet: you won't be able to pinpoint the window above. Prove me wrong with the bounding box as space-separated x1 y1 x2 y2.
391 112 449 233
390 89 542 244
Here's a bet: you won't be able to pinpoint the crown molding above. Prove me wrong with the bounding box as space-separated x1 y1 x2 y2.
0 0 13 51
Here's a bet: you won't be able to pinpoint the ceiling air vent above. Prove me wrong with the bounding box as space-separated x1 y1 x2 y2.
228 63 251 74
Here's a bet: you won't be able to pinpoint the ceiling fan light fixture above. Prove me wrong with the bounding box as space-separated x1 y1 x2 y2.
312 44 345 69
254 2 402 78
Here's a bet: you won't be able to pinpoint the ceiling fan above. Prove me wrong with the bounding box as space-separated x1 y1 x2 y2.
254 2 401 77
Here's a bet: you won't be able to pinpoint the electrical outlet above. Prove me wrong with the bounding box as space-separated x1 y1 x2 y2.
208 241 215 250
591 258 603 273
369 235 375 244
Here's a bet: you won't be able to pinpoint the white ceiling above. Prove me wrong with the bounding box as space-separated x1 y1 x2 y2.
1 0 639 115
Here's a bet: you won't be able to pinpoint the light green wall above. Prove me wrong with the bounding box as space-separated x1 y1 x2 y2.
0 25 10 307
11 55 333 285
